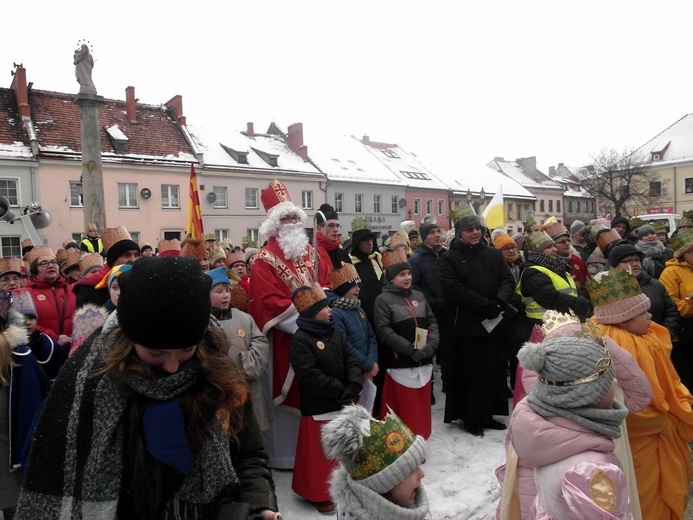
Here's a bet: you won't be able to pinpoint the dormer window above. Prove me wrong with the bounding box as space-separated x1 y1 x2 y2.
382 150 399 159
650 140 670 162
251 147 279 167
106 125 129 154
220 144 248 164
652 153 661 161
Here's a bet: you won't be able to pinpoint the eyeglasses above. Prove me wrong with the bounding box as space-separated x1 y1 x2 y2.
462 226 483 233
501 246 518 253
619 257 641 265
37 260 59 267
280 215 300 223
554 238 570 245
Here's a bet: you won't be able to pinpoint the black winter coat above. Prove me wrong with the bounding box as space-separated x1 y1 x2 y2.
439 238 516 337
289 328 362 416
409 244 445 316
639 272 680 338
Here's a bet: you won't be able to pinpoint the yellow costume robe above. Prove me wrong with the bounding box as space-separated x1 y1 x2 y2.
593 320 693 520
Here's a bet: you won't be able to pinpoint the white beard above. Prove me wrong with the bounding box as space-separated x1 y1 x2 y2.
277 223 310 262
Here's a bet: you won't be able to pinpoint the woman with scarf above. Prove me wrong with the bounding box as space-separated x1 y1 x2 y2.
635 225 672 279
349 228 384 327
517 230 593 334
16 256 281 520
315 203 351 289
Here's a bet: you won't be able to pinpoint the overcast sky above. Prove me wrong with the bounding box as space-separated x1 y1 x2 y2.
2 1 689 174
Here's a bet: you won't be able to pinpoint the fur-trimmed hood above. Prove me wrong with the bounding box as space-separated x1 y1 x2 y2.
3 309 29 349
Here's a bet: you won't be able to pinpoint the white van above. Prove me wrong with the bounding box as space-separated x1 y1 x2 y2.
637 213 681 237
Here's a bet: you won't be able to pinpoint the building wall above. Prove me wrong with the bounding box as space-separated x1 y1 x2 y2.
403 188 450 231
0 160 42 254
529 188 564 225
563 196 596 226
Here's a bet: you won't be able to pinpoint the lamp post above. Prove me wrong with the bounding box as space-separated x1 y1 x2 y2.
408 209 412 220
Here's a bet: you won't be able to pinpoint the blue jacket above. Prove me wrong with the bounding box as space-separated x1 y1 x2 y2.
331 304 378 373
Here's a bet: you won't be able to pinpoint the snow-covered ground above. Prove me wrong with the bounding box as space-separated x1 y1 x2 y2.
273 365 508 519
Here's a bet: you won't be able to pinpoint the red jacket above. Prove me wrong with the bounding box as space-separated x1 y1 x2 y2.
16 277 76 341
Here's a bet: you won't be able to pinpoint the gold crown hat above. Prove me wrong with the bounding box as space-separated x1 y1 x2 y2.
219 238 233 252
101 226 132 252
587 268 651 325
208 245 226 265
25 246 55 266
225 250 246 267
540 217 569 240
79 252 104 273
670 229 693 257
21 238 34 250
676 217 693 229
180 238 207 260
65 250 82 270
230 280 248 312
85 223 98 233
590 224 621 253
321 405 426 495
0 258 23 276
329 263 361 294
381 247 409 270
291 282 331 316
388 232 409 250
55 248 68 263
527 230 554 253
157 238 181 256
204 232 216 241
541 310 581 338
651 220 667 232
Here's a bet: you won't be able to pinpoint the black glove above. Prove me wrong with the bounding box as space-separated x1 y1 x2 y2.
410 347 427 362
420 344 436 359
338 386 359 403
483 300 504 319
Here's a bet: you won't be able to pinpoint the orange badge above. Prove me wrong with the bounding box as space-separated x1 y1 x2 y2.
316 341 325 350
412 300 419 307
37 294 46 301
237 329 246 338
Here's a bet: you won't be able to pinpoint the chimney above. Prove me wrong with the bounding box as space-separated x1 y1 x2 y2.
125 86 137 122
362 134 370 143
288 122 308 161
165 95 186 126
549 166 556 176
11 66 30 119
247 122 254 138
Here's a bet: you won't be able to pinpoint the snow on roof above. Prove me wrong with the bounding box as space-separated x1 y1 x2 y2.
187 124 322 176
489 158 564 191
305 132 403 186
0 142 34 159
635 113 693 165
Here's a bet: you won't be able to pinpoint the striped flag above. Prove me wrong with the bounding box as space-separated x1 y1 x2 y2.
482 185 505 230
186 163 204 239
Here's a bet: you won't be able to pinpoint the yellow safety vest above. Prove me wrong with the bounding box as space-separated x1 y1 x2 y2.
81 238 104 254
517 265 577 320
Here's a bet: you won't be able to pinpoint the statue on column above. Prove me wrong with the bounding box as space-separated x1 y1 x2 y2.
73 43 97 94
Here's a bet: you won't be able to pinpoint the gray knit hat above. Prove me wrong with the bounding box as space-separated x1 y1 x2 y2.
637 225 656 240
569 220 585 235
322 404 426 494
518 336 615 409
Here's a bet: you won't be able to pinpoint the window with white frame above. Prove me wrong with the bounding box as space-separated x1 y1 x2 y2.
374 195 381 214
1 236 20 257
426 199 433 215
129 232 140 244
71 233 81 243
0 179 19 206
685 178 693 194
355 194 363 213
301 190 313 210
391 195 399 213
413 198 421 215
213 186 228 208
557 200 561 212
334 193 344 213
438 199 445 216
216 229 230 241
245 188 258 209
118 183 138 208
247 229 259 244
161 184 180 209
69 181 83 207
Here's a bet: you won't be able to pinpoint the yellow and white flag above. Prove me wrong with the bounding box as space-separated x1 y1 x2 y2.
482 185 505 229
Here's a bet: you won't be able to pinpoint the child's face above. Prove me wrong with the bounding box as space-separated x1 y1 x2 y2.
313 305 332 322
210 284 231 309
598 378 617 409
109 280 121 306
344 285 360 299
619 311 652 336
391 269 412 290
384 466 425 507
25 316 37 335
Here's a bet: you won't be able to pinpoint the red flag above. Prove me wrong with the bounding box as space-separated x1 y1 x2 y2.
186 163 204 239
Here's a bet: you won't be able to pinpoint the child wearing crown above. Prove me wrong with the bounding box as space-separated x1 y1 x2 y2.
289 283 363 514
589 268 693 520
373 248 439 439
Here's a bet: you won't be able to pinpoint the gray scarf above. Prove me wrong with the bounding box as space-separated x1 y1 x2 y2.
636 240 665 277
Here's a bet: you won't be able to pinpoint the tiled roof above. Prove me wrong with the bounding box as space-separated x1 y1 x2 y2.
24 89 196 165
635 113 693 165
0 88 33 159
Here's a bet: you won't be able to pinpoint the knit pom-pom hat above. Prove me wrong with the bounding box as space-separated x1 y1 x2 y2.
587 269 651 325
518 336 615 408
321 404 426 495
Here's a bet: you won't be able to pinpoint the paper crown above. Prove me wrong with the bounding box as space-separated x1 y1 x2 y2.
388 232 408 250
291 283 328 314
527 230 553 252
329 263 361 291
230 281 248 312
670 230 693 253
676 218 693 229
204 232 216 241
62 239 79 249
650 220 667 232
13 290 37 318
541 310 581 337
540 217 568 240
586 268 643 308
25 246 55 265
21 238 34 249
79 253 104 272
349 408 419 481
219 238 233 251
596 228 621 252
101 226 132 251
55 248 68 263
381 248 408 270
85 223 98 233
225 251 246 267
208 245 226 264
157 238 181 254
261 179 294 214
65 250 82 270
180 238 207 259
0 258 23 276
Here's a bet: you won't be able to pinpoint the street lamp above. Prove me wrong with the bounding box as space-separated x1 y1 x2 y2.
408 209 412 220
466 189 472 204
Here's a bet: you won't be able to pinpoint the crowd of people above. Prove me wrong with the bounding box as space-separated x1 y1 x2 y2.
1 178 693 518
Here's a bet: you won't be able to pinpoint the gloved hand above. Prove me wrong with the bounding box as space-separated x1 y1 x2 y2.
420 344 436 359
339 386 359 403
409 347 427 362
483 300 504 319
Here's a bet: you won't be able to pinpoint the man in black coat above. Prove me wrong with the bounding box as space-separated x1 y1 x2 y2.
439 215 515 437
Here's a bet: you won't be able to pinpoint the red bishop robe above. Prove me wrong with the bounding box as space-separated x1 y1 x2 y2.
248 237 314 412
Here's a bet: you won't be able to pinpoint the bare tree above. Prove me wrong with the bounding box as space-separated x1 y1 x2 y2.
576 147 663 218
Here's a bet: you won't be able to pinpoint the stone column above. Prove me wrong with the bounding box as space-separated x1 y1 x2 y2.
74 93 106 232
